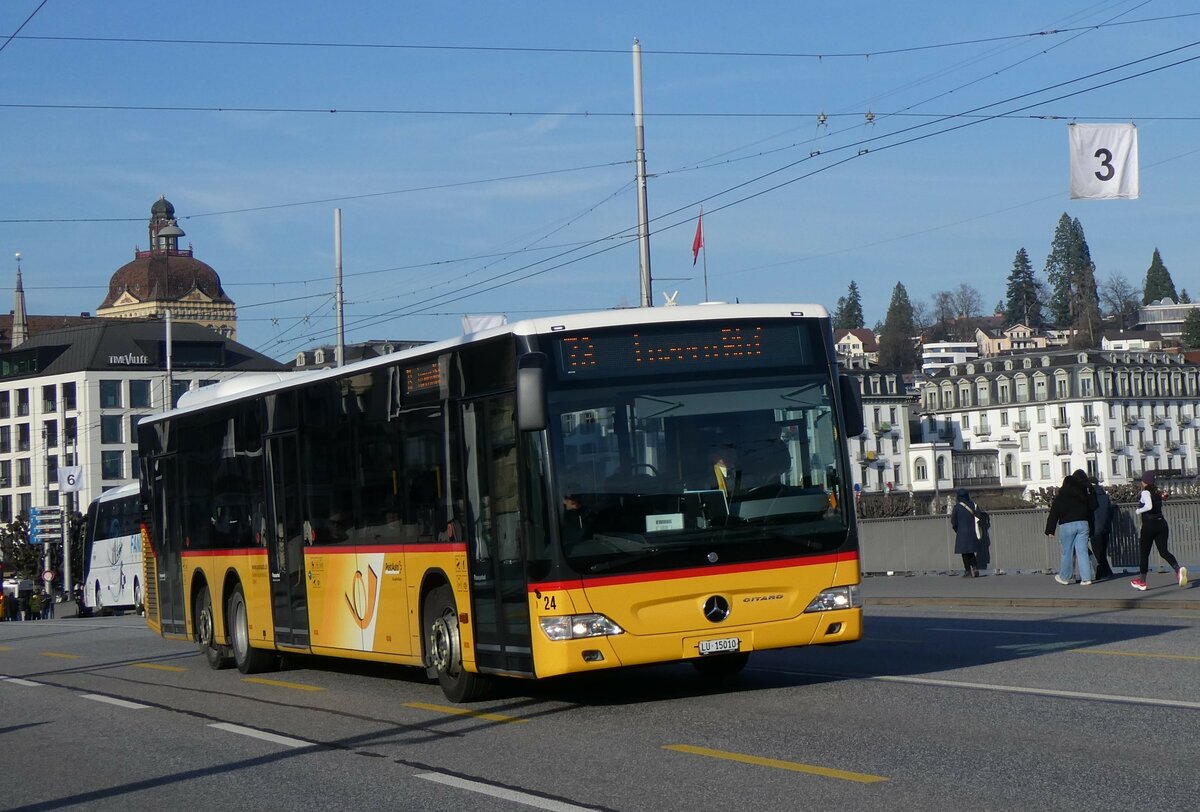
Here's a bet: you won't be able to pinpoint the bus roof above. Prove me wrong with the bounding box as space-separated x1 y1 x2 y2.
92 481 140 504
141 303 828 425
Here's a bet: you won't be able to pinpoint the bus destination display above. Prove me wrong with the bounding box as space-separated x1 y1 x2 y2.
556 323 808 379
403 361 442 395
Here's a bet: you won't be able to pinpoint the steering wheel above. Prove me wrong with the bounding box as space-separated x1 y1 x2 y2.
630 463 659 477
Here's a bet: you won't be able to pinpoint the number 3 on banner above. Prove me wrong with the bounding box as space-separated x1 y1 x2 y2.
1068 123 1139 200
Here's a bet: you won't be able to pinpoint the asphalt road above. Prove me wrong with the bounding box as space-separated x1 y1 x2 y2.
1 605 1197 812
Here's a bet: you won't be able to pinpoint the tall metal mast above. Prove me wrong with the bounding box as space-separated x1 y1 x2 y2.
633 39 653 307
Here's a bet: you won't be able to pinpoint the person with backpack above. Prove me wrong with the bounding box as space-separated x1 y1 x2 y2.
1131 472 1188 591
1090 476 1115 581
1046 469 1097 585
950 487 987 578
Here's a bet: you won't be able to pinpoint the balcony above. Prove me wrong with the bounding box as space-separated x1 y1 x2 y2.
975 423 992 436
1125 416 1143 428
1014 420 1031 432
1167 443 1183 455
1153 415 1172 428
1111 442 1127 454
954 475 1001 488
1081 415 1100 427
1140 442 1157 453
1084 441 1101 453
1054 444 1072 455
1051 417 1071 429
1179 416 1193 428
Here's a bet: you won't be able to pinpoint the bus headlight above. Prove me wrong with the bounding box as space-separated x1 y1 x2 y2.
804 586 861 613
539 614 624 641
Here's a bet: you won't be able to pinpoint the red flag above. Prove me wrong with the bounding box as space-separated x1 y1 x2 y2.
691 209 704 265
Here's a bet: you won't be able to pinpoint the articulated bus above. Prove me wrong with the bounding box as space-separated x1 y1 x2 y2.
137 304 865 701
82 482 145 615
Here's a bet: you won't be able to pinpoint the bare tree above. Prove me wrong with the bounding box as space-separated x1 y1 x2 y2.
951 284 984 321
1099 273 1142 330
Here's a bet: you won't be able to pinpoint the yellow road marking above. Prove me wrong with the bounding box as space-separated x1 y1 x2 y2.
404 701 528 723
40 652 82 660
1076 648 1200 662
664 744 887 784
133 662 187 673
0 645 14 651
242 676 324 692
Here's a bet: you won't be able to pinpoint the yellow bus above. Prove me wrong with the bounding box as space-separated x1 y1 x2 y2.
138 304 865 701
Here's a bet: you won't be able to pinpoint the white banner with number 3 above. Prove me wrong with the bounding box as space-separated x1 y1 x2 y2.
1069 123 1139 200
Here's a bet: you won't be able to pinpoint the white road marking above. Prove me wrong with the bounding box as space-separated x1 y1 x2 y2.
0 677 42 687
417 773 599 811
80 694 150 710
209 722 312 749
928 627 1058 636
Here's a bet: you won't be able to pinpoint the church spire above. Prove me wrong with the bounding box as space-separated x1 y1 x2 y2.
12 252 28 348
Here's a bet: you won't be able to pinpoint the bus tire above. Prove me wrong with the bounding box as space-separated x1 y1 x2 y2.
196 585 231 670
692 652 750 679
133 578 143 616
228 583 279 675
424 585 491 703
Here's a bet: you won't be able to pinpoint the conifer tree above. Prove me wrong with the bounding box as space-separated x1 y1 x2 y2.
1141 248 1179 304
1004 247 1043 327
1182 310 1200 349
832 280 865 329
877 282 919 371
1044 214 1095 327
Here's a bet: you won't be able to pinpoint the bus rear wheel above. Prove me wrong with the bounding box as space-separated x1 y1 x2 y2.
692 652 750 679
228 583 279 675
196 585 231 669
424 585 491 703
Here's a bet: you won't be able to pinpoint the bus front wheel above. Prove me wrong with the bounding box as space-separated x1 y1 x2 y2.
228 583 279 675
424 585 491 703
196 585 231 669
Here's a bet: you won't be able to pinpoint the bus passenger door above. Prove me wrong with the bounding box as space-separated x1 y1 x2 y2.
265 433 310 648
149 456 186 636
462 395 533 675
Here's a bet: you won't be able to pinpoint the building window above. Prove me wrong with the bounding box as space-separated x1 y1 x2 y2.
42 384 56 412
17 424 29 452
0 494 9 522
43 420 57 448
65 417 77 443
47 454 58 482
1020 435 1030 452
129 414 146 443
915 459 927 480
0 426 9 454
63 382 76 410
130 450 141 480
100 380 122 408
130 379 151 408
1005 454 1014 477
17 458 30 487
1038 434 1048 451
1022 463 1031 480
16 389 29 416
1041 462 1051 479
101 414 123 444
1000 412 1009 426
101 450 124 480
1062 460 1070 477
0 391 8 418
0 460 9 487
171 380 190 407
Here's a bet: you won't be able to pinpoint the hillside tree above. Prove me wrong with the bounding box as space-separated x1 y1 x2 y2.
878 282 920 371
832 280 865 329
1099 273 1142 330
1182 310 1200 349
1004 247 1043 327
1142 248 1179 304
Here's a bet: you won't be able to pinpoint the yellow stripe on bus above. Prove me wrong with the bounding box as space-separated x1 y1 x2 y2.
664 744 887 784
40 652 83 660
403 701 528 723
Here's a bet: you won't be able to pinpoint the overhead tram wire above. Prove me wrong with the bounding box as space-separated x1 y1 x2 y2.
11 13 1200 58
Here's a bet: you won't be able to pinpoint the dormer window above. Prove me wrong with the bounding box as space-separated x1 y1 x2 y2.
295 353 306 367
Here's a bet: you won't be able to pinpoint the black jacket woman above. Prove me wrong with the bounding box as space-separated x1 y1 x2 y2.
950 487 987 577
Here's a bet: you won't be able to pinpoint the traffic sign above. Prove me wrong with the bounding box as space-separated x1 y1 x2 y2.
30 506 64 544
42 570 55 583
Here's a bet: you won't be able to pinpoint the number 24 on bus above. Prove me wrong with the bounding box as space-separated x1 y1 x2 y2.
137 304 865 701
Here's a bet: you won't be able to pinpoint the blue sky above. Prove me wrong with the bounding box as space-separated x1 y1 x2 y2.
3 1 1200 361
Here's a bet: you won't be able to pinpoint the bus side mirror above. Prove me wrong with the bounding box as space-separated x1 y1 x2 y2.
839 374 864 438
517 352 549 432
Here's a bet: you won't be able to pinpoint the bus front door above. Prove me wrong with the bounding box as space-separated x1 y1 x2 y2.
149 455 186 636
462 395 533 676
265 434 310 648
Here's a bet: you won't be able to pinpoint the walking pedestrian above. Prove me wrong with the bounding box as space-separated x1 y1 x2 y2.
1131 472 1188 591
1045 469 1097 585
950 487 987 578
1089 477 1115 580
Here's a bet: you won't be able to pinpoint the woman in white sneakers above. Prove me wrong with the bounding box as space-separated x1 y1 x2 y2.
1131 472 1188 591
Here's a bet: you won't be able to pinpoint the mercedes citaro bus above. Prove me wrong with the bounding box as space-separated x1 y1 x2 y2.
138 304 865 701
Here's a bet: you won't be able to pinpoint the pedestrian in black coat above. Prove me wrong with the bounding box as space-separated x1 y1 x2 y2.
950 487 987 577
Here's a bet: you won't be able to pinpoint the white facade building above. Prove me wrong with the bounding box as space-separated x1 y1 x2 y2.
921 341 978 376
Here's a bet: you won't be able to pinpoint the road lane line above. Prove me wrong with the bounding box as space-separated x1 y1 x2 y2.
209 722 312 749
417 773 599 811
665 744 887 783
133 662 187 672
0 645 14 651
81 693 150 710
1 677 41 686
40 651 83 659
760 667 1200 711
928 627 1057 636
871 674 1200 710
1075 648 1200 662
404 701 528 723
242 676 324 692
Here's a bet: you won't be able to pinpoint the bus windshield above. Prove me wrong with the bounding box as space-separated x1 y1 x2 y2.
548 372 851 576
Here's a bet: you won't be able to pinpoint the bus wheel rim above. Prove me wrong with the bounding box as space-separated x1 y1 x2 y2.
430 614 461 675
